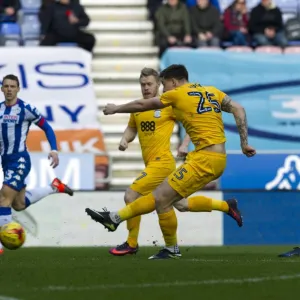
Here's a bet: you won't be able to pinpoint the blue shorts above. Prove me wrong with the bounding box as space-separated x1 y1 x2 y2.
1 151 31 192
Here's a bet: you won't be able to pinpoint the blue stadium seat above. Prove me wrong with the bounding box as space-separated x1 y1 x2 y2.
21 22 40 39
20 0 41 14
22 14 39 25
0 23 20 40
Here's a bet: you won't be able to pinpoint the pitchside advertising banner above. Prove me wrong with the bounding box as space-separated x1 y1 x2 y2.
15 191 300 247
0 48 109 190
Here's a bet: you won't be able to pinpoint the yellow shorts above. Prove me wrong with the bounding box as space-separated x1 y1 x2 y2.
130 160 176 195
168 150 226 198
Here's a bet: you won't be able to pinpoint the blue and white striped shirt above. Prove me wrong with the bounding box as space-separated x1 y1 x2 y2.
0 99 42 156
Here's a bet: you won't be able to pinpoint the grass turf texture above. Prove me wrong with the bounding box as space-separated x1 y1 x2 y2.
0 246 300 300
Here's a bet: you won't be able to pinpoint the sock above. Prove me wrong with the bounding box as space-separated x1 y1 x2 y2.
116 193 156 222
158 208 178 249
187 195 213 212
0 207 12 250
25 186 56 208
187 196 229 213
126 215 141 248
211 199 229 213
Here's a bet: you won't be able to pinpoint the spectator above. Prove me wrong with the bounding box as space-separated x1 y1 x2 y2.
186 0 220 11
39 0 95 52
147 0 186 21
190 0 222 47
249 0 287 47
0 0 20 22
155 0 192 56
223 0 248 46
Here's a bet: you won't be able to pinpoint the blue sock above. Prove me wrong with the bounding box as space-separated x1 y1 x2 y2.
0 207 12 249
0 207 12 227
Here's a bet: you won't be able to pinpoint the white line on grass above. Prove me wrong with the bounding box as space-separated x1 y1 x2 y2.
44 273 300 292
0 296 21 300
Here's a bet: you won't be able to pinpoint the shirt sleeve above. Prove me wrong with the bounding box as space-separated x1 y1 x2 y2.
159 89 178 107
206 86 227 105
128 113 136 128
25 104 43 124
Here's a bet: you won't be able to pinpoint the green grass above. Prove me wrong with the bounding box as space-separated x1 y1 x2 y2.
1 246 300 300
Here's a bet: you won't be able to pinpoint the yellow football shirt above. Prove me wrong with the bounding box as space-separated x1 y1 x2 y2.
128 106 176 165
160 83 226 150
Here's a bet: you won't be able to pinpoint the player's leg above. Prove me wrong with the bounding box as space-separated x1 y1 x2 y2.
0 184 21 254
12 178 73 211
108 187 141 256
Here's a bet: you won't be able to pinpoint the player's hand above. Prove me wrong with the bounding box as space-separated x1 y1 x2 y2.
119 139 128 151
242 145 256 157
177 144 188 158
103 104 118 115
48 151 59 168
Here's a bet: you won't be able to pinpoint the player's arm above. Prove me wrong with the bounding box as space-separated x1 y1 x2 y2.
119 126 137 151
119 114 138 151
221 95 256 157
103 97 166 115
36 118 59 167
177 133 191 157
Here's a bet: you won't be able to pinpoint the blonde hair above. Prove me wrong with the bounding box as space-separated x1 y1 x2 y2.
139 68 160 82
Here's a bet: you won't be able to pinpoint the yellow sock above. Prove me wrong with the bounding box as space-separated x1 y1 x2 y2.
187 196 229 213
187 195 212 212
158 209 178 247
118 193 155 221
211 199 229 213
126 215 141 248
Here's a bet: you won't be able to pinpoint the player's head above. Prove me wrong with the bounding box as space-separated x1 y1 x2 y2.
139 68 160 99
160 64 189 92
1 74 20 103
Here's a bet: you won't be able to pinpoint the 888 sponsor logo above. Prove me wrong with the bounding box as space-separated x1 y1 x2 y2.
140 121 155 132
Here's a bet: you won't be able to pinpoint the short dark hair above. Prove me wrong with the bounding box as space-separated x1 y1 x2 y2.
160 64 189 81
139 68 160 82
2 74 20 87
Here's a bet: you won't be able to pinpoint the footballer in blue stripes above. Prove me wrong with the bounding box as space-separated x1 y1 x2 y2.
0 74 74 254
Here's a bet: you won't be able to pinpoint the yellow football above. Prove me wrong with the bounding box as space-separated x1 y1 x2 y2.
0 222 26 250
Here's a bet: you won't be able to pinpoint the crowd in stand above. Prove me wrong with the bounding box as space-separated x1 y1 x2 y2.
0 0 95 52
148 0 294 56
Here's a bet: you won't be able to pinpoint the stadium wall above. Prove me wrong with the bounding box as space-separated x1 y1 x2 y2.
16 191 300 247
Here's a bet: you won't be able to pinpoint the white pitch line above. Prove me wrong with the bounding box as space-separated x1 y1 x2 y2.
0 296 21 300
44 273 300 292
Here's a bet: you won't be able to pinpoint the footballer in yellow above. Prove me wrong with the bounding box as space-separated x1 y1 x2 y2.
86 64 256 259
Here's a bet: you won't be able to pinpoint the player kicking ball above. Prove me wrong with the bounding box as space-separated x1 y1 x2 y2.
94 68 242 257
0 74 73 255
86 65 250 259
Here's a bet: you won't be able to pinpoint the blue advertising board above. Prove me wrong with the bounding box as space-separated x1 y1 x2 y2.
161 49 300 151
220 153 300 190
223 191 300 245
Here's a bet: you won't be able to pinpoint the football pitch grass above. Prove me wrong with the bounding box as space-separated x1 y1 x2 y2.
1 246 300 300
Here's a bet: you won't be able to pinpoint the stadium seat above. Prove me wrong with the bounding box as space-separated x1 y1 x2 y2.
22 14 39 25
24 39 39 46
5 40 20 46
255 46 282 53
284 47 300 54
226 46 253 52
21 22 40 39
20 0 41 14
0 23 20 40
